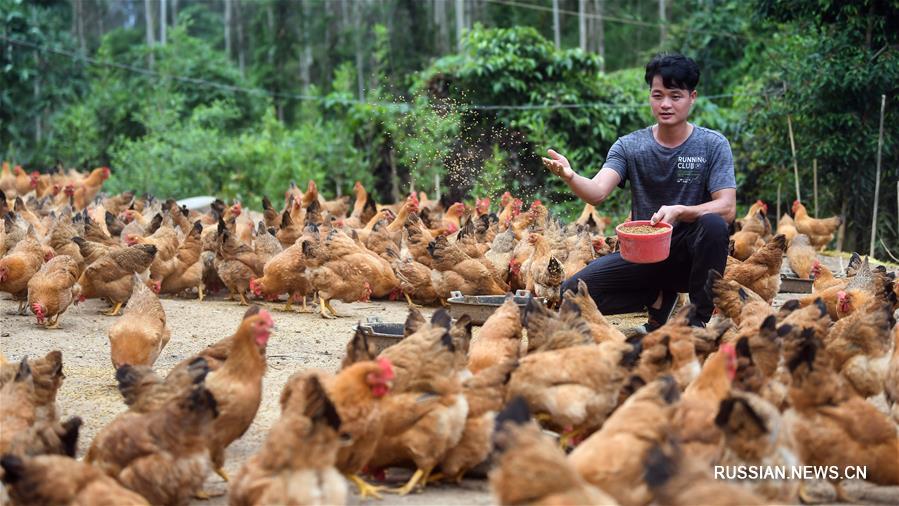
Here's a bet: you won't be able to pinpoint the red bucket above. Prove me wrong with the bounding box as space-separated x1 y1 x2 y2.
615 220 673 264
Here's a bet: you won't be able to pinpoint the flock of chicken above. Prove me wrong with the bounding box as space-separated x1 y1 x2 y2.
1 162 899 506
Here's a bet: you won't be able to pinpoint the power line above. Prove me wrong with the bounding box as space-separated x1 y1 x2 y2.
484 0 748 40
2 35 762 113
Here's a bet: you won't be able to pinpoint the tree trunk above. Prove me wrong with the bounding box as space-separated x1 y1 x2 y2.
76 0 86 54
298 0 311 92
389 145 400 203
172 0 178 25
224 0 232 59
579 0 587 51
595 0 605 71
658 0 666 46
354 0 365 102
160 0 167 45
235 0 245 75
836 193 848 252
144 0 155 68
435 0 448 54
455 0 465 51
552 0 561 49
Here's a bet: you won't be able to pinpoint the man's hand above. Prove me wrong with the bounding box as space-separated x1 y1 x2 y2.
542 149 575 182
650 205 685 226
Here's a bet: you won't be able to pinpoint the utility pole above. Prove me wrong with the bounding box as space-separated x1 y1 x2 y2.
658 0 666 46
160 0 167 45
552 0 561 49
455 0 465 51
579 0 587 51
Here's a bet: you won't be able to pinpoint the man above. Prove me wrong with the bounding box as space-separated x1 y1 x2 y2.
543 53 736 333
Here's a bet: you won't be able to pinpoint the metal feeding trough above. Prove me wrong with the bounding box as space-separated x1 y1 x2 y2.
779 274 813 294
355 317 405 354
447 290 545 326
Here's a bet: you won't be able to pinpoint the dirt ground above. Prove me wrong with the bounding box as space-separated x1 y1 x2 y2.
0 252 886 505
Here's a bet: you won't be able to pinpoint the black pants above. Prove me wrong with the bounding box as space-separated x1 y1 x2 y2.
561 213 729 323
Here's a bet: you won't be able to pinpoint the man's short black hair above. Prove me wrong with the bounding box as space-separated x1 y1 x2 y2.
645 53 700 91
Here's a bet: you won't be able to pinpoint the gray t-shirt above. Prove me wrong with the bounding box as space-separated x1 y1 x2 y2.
603 124 736 221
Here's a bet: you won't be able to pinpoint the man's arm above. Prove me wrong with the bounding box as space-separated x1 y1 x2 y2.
649 188 737 225
542 150 621 206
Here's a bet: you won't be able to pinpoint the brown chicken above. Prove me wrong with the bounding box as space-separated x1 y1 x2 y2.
0 454 151 505
643 438 765 505
792 200 842 250
723 234 787 303
736 200 771 237
824 301 894 398
776 213 798 245
811 259 844 291
507 315 641 447
786 233 817 279
438 359 518 483
569 376 680 505
26 255 80 329
229 375 346 506
714 391 800 502
249 242 311 312
784 335 899 498
214 220 264 305
108 274 171 369
562 279 627 344
85 381 220 505
428 234 507 299
632 306 702 387
0 231 46 314
730 230 764 261
467 296 522 374
671 344 738 465
77 243 157 316
279 358 394 499
490 397 617 505
387 244 439 307
524 233 564 307
158 220 204 298
886 324 899 424
367 311 469 495
200 310 274 482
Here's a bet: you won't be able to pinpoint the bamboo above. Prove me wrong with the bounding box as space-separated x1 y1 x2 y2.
869 95 886 258
786 114 801 202
776 182 781 222
813 159 818 218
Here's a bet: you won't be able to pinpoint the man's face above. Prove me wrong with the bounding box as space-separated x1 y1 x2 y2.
649 75 696 127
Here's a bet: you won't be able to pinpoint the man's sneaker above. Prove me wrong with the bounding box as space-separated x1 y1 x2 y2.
624 291 679 337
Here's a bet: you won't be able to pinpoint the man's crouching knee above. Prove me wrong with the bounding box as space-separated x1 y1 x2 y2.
697 213 728 240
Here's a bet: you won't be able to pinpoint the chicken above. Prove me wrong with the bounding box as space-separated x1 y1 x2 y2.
670 344 738 465
886 324 899 424
428 234 507 299
249 242 311 312
524 233 564 307
489 397 616 505
26 255 80 329
792 200 842 250
484 228 516 281
573 202 611 233
0 231 46 314
229 375 346 506
569 376 680 505
642 438 765 506
367 311 469 495
214 219 265 305
632 306 702 387
200 310 274 481
108 274 171 369
279 358 394 499
467 296 522 374
786 233 817 279
783 336 899 496
387 244 439 307
729 230 764 261
522 296 593 354
0 355 80 458
85 381 220 505
76 243 158 316
507 316 641 447
824 301 894 398
440 202 466 235
0 454 151 505
561 231 596 277
776 213 798 245
723 234 786 303
158 220 204 298
438 359 518 483
497 195 523 230
301 234 372 318
715 392 800 503
811 259 844 291
562 279 627 344
69 167 110 210
735 200 771 238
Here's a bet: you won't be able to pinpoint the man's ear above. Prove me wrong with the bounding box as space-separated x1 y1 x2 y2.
689 90 698 101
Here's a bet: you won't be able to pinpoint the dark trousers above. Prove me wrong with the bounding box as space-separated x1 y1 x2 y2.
561 213 729 323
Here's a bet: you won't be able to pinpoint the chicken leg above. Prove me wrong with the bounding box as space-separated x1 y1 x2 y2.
103 302 123 316
319 295 336 319
197 284 205 301
45 315 61 329
280 299 294 312
238 292 250 306
404 292 423 309
389 467 432 496
215 467 229 482
347 474 387 499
